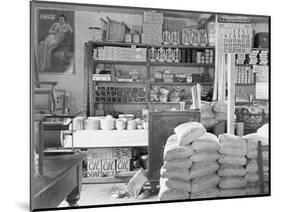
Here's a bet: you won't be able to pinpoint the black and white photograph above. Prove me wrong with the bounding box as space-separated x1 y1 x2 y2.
30 0 270 211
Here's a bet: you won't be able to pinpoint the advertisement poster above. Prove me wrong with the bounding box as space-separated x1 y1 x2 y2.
37 9 74 74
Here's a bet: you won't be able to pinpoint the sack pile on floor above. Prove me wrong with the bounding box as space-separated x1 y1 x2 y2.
189 132 220 199
217 134 247 197
158 122 206 201
243 133 269 195
213 101 227 122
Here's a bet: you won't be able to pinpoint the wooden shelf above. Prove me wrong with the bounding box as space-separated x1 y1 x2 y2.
95 102 147 104
149 62 215 67
94 80 146 85
236 83 255 86
150 82 213 86
89 41 215 49
94 60 146 65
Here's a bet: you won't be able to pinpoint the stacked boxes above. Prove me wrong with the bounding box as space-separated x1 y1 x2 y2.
87 147 132 178
142 11 163 45
249 50 259 65
258 50 269 65
95 46 146 62
195 49 214 64
235 66 254 84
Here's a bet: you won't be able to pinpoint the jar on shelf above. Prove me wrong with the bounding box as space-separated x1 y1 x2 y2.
125 33 132 43
182 28 191 45
149 47 157 62
171 31 180 45
132 32 141 43
200 29 208 46
158 47 166 62
162 30 171 45
173 48 181 63
166 48 174 62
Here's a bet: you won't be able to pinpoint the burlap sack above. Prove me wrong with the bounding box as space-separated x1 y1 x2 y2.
219 134 247 156
219 188 246 197
163 158 192 170
190 152 220 163
160 177 191 192
246 159 258 172
191 174 220 193
219 177 247 189
246 173 259 183
218 154 247 166
191 133 220 153
190 162 219 179
163 134 194 161
158 182 190 201
160 167 190 181
217 165 246 177
174 122 206 146
190 187 219 199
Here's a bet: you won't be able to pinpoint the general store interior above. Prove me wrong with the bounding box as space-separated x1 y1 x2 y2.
31 1 269 210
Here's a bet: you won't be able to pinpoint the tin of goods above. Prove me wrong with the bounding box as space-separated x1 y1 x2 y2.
186 74 193 83
174 48 181 63
200 29 208 46
84 118 101 130
162 30 171 45
181 49 187 63
149 47 157 62
182 28 192 45
100 117 115 130
125 33 132 43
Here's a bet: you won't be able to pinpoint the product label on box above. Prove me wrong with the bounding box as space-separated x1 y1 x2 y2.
114 147 132 159
87 159 102 177
116 159 130 172
101 159 115 177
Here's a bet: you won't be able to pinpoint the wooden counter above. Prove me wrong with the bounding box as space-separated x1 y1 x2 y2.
31 153 87 211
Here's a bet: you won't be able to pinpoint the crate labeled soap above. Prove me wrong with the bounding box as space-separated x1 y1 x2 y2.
116 159 131 172
87 159 102 177
101 159 116 177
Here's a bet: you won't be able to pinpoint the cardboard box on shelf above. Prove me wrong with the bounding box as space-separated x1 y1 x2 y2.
144 11 163 24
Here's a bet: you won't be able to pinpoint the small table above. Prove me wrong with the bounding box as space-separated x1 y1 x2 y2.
31 153 87 210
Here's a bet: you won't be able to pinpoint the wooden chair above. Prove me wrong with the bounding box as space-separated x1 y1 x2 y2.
257 141 269 194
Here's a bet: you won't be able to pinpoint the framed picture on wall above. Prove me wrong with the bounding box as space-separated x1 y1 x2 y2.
37 9 75 74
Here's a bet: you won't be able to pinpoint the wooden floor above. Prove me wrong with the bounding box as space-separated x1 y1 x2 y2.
58 183 158 207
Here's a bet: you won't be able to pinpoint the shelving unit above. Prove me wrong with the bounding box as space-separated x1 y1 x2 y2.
84 41 215 116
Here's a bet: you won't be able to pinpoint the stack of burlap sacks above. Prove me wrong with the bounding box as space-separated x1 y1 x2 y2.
217 134 247 197
159 122 221 200
243 133 269 195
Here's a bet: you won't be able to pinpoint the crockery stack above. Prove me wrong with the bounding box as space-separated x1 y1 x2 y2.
189 132 220 199
218 134 247 197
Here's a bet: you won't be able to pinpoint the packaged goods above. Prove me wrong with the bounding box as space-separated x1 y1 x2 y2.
219 188 246 197
163 158 192 169
243 133 268 145
219 134 247 156
159 185 190 201
219 177 247 189
214 112 227 121
213 101 227 113
191 187 219 199
174 122 206 146
247 149 269 159
246 182 261 195
163 134 194 161
245 173 259 183
160 167 190 181
201 118 218 128
191 133 220 152
200 102 215 119
218 154 247 166
191 174 220 193
190 152 220 163
217 165 246 177
160 177 192 192
246 159 258 172
190 162 219 179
